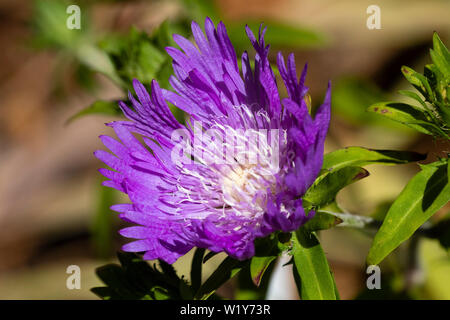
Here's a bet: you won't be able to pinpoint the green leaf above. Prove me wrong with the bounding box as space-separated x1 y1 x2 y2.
367 159 450 265
398 90 430 110
195 257 245 300
368 101 448 137
235 261 261 299
292 229 337 300
430 32 450 82
304 166 369 207
120 28 166 84
401 66 434 103
151 287 170 300
302 211 343 232
369 33 449 139
67 100 121 123
99 26 168 89
424 64 444 103
322 147 425 173
250 256 277 287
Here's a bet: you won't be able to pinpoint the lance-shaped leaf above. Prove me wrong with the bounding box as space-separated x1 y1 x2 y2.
429 33 450 125
398 90 429 109
302 211 343 232
368 102 448 138
304 166 369 207
322 147 425 173
424 64 446 104
250 256 277 287
397 89 442 124
430 32 450 82
248 234 282 286
367 160 450 265
401 66 435 103
292 228 337 300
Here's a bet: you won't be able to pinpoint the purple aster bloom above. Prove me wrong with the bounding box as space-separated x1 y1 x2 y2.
94 18 331 263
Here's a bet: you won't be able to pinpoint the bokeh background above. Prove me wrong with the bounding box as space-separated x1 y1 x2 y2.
0 0 449 299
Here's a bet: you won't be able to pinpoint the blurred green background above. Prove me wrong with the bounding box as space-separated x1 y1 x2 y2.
0 0 448 299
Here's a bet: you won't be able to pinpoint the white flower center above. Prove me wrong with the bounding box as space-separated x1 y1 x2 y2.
170 104 288 221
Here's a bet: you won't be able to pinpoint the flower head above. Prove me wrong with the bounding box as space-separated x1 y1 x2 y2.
95 18 331 263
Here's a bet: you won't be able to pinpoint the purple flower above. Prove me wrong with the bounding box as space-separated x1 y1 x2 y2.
95 18 331 263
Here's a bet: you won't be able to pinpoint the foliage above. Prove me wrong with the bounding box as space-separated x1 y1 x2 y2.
368 33 450 139
366 34 450 267
92 252 192 300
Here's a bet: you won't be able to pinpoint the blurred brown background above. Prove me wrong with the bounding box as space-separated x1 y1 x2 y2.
0 0 449 299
